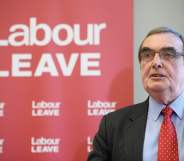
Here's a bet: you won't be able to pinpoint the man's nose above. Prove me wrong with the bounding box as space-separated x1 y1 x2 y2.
152 53 163 68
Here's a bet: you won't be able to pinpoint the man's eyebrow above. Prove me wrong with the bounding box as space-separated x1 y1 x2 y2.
160 47 176 51
140 47 153 51
141 47 176 51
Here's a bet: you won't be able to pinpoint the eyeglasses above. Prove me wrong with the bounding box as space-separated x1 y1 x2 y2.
139 47 184 62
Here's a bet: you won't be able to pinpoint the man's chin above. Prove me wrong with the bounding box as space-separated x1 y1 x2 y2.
146 84 168 93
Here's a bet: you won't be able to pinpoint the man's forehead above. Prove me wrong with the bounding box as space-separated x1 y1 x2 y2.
142 33 183 50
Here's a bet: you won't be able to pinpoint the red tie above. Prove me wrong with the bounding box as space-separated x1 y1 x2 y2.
158 107 179 161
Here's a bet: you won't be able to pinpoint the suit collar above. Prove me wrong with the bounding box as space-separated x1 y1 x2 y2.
124 99 149 161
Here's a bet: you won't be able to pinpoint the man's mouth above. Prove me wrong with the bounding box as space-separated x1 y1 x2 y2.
150 74 165 77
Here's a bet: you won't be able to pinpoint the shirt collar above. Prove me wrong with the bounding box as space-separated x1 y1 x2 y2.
149 97 164 121
149 90 184 120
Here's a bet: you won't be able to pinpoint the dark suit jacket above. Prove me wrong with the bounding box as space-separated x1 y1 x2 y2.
87 99 149 161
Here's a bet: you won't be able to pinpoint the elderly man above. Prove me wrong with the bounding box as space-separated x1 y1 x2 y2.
87 27 184 161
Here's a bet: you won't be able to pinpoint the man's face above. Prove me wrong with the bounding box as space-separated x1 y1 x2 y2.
140 33 184 100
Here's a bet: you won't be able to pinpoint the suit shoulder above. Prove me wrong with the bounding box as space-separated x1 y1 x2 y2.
104 101 148 123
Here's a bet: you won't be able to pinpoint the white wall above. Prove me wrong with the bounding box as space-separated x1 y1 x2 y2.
134 0 184 103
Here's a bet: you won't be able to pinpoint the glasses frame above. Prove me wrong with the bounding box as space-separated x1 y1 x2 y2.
139 47 184 62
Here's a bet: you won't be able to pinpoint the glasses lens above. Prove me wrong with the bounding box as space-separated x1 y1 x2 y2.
140 49 154 61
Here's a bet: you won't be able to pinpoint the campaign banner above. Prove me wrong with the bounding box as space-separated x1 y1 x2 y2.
0 0 133 161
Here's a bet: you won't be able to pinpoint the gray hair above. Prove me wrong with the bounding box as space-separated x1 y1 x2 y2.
138 27 184 61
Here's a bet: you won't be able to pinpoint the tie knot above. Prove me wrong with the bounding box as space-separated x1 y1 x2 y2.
162 107 173 117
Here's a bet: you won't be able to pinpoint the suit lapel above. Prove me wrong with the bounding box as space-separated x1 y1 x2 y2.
124 100 149 161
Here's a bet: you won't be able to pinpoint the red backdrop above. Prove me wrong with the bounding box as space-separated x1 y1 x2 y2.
0 0 133 161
